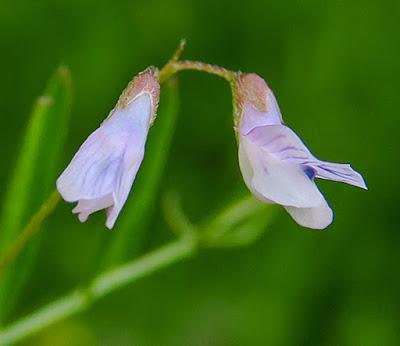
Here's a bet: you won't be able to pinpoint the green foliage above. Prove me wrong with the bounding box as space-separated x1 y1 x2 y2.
201 197 277 248
163 192 276 248
0 66 72 324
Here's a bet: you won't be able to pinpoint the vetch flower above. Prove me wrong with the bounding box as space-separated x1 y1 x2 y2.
57 67 160 229
234 73 367 229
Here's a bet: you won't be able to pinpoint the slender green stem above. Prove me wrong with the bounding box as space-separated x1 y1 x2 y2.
200 197 275 247
0 235 197 345
0 190 60 274
162 191 197 237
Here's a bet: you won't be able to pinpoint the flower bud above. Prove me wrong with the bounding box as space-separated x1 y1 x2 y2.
57 67 160 229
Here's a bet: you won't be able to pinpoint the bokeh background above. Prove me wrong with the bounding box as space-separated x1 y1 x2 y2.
1 0 399 345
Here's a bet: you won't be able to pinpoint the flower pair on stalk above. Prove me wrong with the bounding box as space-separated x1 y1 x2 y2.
57 64 366 230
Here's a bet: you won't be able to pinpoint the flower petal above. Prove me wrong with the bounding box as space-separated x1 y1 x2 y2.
56 127 125 202
247 124 367 189
312 162 367 189
105 142 145 229
284 198 333 230
239 134 325 208
72 193 115 223
56 94 152 228
239 90 283 135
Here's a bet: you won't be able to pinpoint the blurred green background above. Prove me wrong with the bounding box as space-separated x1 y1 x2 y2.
0 0 399 345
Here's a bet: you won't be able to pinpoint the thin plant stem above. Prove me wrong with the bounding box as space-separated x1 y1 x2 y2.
0 234 197 345
159 59 236 83
162 190 197 237
173 60 236 81
0 190 61 274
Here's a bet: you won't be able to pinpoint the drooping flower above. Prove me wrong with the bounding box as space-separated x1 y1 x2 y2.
234 73 367 229
57 67 160 229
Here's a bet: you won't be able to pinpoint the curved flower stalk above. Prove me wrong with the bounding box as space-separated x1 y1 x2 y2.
234 73 367 229
57 67 160 229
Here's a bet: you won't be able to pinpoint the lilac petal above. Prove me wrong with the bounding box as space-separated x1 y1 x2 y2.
312 162 367 189
239 90 283 135
239 135 325 208
105 143 145 229
247 124 367 189
284 198 333 230
56 128 125 202
57 94 152 228
72 193 114 223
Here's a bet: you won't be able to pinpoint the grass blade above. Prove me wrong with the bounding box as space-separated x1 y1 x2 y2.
0 66 72 323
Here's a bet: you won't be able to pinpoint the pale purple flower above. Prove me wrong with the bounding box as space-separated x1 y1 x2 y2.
57 68 160 229
235 73 367 229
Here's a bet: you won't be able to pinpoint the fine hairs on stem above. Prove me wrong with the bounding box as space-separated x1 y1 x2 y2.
158 39 237 83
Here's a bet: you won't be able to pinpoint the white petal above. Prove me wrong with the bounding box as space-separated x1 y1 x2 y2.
247 124 313 161
105 144 145 229
72 193 115 223
56 94 152 228
56 128 125 202
104 93 152 131
239 90 283 135
284 198 333 230
247 125 367 189
312 162 367 189
239 135 325 208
